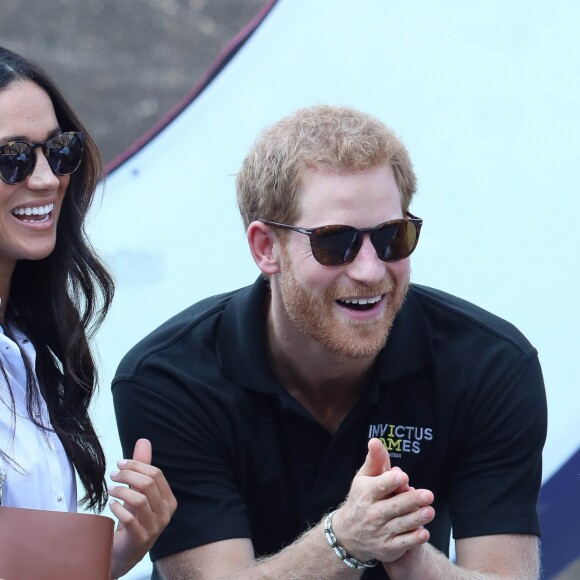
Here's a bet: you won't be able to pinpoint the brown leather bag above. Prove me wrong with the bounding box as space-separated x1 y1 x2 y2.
0 506 114 580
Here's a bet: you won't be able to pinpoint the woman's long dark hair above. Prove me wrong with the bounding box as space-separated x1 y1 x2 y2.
0 46 114 511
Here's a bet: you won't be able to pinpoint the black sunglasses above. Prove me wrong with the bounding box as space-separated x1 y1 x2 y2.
0 131 85 185
261 212 423 266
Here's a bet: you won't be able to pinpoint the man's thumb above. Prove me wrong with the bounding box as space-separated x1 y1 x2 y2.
357 438 391 476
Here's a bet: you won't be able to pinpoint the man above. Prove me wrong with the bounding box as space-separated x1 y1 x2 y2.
113 105 547 579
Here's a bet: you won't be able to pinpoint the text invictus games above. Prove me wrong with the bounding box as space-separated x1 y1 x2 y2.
368 423 433 457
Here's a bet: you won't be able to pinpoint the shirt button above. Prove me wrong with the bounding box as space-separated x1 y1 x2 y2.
57 496 63 502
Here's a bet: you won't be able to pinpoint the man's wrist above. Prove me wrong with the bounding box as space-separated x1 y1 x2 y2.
383 543 437 580
323 510 378 570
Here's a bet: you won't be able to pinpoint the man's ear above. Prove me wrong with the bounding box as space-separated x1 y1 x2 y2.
247 221 281 276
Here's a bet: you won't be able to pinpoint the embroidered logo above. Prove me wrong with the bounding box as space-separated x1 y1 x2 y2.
368 423 433 458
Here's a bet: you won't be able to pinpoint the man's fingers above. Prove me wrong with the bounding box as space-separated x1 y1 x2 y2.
390 504 435 536
379 488 435 521
132 438 152 464
380 527 431 563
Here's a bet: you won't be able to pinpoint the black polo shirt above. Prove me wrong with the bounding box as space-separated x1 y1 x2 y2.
112 278 546 577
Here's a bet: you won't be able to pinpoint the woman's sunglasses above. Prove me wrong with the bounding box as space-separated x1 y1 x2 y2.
0 131 85 185
261 213 423 266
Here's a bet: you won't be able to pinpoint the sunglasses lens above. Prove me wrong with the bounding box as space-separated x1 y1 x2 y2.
375 221 418 261
0 143 35 184
311 226 360 266
46 132 84 176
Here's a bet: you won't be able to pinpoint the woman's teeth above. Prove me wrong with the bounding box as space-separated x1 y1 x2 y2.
11 203 54 222
11 203 54 216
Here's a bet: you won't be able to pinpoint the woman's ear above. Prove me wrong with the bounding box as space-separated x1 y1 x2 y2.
247 221 281 276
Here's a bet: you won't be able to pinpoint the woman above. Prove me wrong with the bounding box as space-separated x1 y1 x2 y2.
0 46 176 578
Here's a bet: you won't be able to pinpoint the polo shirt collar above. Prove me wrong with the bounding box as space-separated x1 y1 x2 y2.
374 287 432 383
217 277 278 394
217 277 432 394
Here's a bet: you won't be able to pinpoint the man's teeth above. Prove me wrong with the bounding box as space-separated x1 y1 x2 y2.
11 203 54 216
341 296 382 305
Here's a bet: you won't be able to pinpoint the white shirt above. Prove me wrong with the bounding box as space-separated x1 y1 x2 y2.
0 327 76 511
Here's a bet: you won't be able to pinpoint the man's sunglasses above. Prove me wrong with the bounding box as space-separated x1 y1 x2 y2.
261 212 423 266
0 131 85 185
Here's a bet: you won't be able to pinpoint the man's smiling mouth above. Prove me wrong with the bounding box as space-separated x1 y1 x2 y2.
337 295 383 311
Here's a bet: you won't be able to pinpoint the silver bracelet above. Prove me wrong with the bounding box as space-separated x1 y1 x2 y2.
323 510 379 570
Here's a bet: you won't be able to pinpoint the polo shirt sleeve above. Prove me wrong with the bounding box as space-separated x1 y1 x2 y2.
449 353 547 539
112 377 252 560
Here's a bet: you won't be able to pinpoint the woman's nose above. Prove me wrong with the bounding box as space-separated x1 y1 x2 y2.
26 149 60 189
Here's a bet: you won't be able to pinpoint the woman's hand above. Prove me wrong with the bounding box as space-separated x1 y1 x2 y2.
108 438 177 579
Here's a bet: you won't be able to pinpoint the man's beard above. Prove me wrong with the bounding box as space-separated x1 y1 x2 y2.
278 248 409 359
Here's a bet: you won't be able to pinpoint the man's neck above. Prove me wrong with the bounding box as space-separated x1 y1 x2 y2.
266 305 377 434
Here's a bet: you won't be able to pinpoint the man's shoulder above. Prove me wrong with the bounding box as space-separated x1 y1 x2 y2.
114 286 246 381
408 284 536 355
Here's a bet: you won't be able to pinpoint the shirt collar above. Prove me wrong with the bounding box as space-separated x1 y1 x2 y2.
217 277 278 393
374 287 432 383
217 277 432 394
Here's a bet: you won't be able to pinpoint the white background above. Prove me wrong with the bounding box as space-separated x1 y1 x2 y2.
86 1 580 576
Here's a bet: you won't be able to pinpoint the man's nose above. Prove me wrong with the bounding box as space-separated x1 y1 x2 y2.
344 234 385 285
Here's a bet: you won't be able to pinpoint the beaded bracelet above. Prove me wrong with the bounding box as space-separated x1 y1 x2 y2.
323 510 379 570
